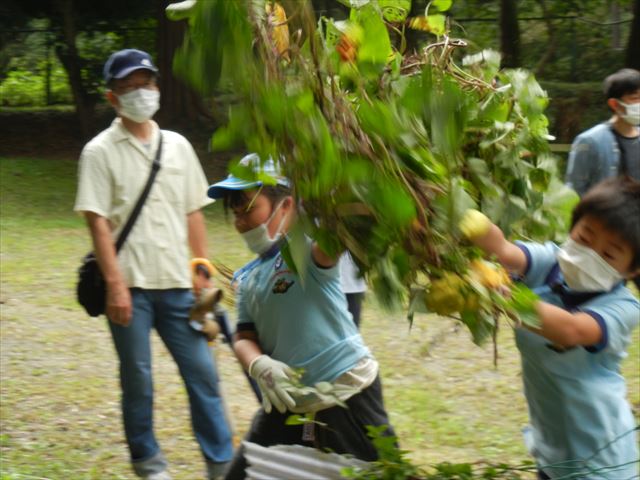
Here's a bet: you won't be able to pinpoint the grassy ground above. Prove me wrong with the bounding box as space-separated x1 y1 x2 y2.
1 157 638 480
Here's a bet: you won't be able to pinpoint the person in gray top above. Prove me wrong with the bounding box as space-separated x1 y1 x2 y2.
565 68 640 196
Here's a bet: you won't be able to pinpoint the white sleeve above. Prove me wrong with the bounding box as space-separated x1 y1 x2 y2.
74 143 112 217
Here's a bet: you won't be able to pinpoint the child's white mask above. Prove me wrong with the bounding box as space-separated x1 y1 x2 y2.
241 201 288 255
618 100 640 127
557 238 623 292
117 88 160 123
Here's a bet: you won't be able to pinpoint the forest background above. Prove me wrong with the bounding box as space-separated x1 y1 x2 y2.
0 1 639 479
1 0 639 164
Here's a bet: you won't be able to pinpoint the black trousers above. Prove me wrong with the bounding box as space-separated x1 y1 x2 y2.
224 375 394 479
538 470 551 479
346 292 365 328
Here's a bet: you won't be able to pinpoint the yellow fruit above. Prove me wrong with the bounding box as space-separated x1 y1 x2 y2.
425 273 466 315
463 292 481 312
469 260 511 289
459 209 491 240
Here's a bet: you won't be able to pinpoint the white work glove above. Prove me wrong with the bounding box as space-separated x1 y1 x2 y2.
248 355 299 414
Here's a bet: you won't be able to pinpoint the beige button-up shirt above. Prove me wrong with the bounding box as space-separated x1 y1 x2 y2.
74 118 213 289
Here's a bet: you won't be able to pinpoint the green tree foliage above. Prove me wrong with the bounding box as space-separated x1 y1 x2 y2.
449 0 636 83
0 65 71 106
0 18 127 107
1 0 155 136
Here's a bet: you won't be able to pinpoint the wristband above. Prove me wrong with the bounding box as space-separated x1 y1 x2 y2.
190 257 215 277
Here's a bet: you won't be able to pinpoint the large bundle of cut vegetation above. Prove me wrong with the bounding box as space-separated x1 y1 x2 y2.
167 0 578 348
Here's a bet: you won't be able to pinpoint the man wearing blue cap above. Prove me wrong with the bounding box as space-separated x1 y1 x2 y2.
74 49 233 480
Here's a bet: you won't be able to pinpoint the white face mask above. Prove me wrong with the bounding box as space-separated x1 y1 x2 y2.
241 201 288 255
557 238 623 292
117 88 160 123
617 100 640 127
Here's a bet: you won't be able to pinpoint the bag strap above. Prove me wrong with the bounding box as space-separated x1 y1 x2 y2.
114 132 163 252
609 124 629 175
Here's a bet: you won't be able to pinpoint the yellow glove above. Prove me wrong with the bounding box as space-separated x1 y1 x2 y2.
459 209 491 240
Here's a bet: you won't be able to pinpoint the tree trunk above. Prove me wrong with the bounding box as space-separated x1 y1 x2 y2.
611 1 622 50
534 0 557 77
54 0 93 140
499 0 520 68
155 0 210 130
626 0 640 69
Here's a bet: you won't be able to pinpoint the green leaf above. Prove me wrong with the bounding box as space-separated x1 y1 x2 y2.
165 0 197 21
283 220 310 284
407 288 429 325
467 158 496 194
259 85 288 135
430 74 467 159
210 126 235 152
529 168 551 192
497 195 528 235
285 414 310 426
379 0 412 22
508 284 539 312
425 14 446 35
460 310 494 346
435 461 474 476
542 178 580 226
170 0 254 95
357 100 398 141
477 94 510 123
505 284 541 328
397 75 424 116
354 5 392 69
398 149 431 180
432 178 477 233
371 256 406 311
517 310 541 329
294 91 315 115
431 0 453 12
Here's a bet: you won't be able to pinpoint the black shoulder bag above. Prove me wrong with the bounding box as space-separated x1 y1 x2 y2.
77 133 163 317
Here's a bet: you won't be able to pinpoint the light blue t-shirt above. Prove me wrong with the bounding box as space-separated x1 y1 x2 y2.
516 241 639 479
235 240 371 386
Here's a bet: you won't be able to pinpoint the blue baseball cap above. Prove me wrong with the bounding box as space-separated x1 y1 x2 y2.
103 49 158 84
207 153 291 199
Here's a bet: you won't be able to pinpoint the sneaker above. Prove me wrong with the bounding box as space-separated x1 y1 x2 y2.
207 461 230 480
144 471 172 480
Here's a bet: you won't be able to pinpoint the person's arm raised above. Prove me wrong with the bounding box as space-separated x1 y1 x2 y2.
460 209 528 277
311 243 340 268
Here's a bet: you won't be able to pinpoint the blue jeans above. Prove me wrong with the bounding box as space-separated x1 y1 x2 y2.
109 288 233 474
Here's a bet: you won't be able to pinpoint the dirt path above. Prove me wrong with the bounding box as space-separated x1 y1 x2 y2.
1 283 258 479
0 277 530 479
1 214 637 479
